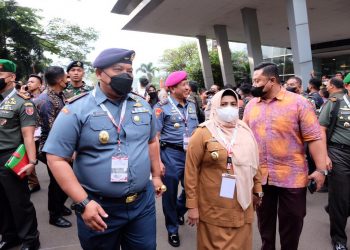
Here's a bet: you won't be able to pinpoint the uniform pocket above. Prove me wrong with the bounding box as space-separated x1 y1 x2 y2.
89 115 113 131
131 113 151 126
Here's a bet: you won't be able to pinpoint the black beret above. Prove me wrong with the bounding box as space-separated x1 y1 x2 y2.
92 48 135 69
67 61 84 72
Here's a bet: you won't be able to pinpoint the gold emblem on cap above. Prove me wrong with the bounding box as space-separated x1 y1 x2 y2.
77 61 81 66
344 122 350 128
211 151 219 160
133 115 140 122
174 123 180 128
130 53 135 61
99 130 109 144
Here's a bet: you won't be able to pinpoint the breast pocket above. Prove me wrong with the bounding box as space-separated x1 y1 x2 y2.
88 114 116 145
205 140 226 163
131 113 151 126
0 110 15 128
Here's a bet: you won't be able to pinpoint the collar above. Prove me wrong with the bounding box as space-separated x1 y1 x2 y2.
48 88 64 98
170 95 187 107
257 87 286 102
329 90 345 98
94 84 134 106
0 87 14 99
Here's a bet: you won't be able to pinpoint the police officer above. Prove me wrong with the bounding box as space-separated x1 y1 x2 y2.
64 61 93 99
154 71 198 247
0 59 40 250
319 77 350 250
43 48 165 250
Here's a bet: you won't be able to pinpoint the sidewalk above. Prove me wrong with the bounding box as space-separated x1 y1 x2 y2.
4 162 347 250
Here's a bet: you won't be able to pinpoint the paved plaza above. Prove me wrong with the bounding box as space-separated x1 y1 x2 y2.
3 162 350 250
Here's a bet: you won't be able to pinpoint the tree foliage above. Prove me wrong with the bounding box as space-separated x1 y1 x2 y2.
136 62 159 83
0 0 98 79
160 41 251 89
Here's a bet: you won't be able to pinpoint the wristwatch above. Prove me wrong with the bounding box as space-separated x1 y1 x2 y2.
254 192 264 198
316 169 328 176
71 198 91 214
29 159 38 165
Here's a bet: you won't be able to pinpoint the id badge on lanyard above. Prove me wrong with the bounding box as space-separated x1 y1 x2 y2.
183 127 190 151
220 173 236 199
111 146 129 182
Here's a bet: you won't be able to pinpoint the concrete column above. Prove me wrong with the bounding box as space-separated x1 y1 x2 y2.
213 25 235 86
241 8 263 76
196 35 214 89
286 0 313 89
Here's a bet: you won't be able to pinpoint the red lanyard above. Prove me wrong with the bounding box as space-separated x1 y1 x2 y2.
216 126 238 172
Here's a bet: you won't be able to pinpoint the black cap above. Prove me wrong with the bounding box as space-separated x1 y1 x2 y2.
67 61 84 72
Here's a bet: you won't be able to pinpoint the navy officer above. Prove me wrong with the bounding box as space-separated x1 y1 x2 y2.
154 71 199 247
43 48 165 250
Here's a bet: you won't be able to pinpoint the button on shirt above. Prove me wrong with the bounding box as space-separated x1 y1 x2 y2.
243 88 321 188
154 96 198 145
43 85 156 197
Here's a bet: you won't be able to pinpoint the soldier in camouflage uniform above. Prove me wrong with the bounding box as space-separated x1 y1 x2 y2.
64 61 93 99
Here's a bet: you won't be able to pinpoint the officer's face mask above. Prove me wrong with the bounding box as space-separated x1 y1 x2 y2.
0 76 11 91
149 91 158 100
105 72 133 97
286 86 298 93
216 106 239 123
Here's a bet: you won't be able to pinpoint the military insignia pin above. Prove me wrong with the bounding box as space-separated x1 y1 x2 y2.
174 123 180 128
211 151 219 160
133 115 140 122
99 130 109 144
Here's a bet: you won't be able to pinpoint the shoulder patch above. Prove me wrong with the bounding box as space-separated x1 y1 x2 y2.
158 98 169 106
66 92 89 104
329 97 337 102
16 92 30 100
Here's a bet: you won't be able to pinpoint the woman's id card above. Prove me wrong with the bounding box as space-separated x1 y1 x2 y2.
219 173 236 199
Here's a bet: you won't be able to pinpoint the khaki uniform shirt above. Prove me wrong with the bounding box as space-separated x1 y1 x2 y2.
0 88 37 150
319 91 350 146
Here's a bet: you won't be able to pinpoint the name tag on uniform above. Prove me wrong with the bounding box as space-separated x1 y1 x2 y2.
220 173 236 199
183 134 189 151
111 155 129 182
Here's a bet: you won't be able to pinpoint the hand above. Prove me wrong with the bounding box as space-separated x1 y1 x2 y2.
152 177 165 198
326 155 332 170
308 171 326 191
81 200 108 232
160 161 166 176
17 163 35 176
187 208 199 227
253 195 262 210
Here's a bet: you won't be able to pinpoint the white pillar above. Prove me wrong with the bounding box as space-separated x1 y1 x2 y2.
196 35 214 89
213 25 235 86
241 8 263 76
286 0 313 89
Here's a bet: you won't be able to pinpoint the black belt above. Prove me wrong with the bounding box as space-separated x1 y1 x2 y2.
160 141 184 152
88 190 146 204
328 142 350 150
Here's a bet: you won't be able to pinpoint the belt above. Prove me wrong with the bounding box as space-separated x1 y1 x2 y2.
160 141 184 152
89 190 146 204
328 142 350 150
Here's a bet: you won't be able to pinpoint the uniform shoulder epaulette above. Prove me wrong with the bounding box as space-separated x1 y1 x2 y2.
16 91 30 100
66 92 89 104
157 98 169 106
329 97 337 102
130 91 146 100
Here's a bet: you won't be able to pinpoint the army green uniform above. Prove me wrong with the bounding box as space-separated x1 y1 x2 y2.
319 91 350 246
63 81 93 100
0 88 39 246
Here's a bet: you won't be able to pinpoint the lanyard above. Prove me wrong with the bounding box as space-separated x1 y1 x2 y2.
216 126 238 171
92 89 127 143
0 89 16 107
168 96 189 127
343 95 350 109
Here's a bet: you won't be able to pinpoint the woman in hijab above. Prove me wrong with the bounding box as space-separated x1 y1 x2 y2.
146 84 159 108
185 89 262 250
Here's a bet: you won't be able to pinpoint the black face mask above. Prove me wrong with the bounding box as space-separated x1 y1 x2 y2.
149 92 158 100
251 85 266 97
306 88 311 94
105 72 133 97
0 78 8 91
286 87 297 93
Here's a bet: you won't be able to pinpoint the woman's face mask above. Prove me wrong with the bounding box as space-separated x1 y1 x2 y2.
216 106 239 123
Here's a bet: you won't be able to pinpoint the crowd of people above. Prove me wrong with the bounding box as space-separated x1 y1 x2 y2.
1 49 350 250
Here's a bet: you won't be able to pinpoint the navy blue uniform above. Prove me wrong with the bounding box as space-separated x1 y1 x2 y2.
43 85 157 250
154 96 198 234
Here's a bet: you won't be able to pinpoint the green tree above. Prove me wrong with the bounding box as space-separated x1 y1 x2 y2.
0 0 98 79
159 41 250 89
136 62 159 83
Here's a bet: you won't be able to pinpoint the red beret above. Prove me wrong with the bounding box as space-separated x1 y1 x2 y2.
165 71 187 87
